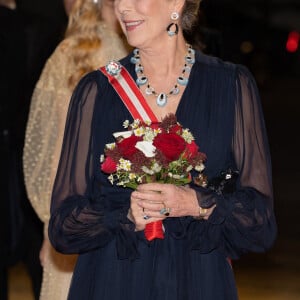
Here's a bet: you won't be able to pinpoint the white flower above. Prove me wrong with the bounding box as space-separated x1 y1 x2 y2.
113 130 132 139
117 158 131 171
195 163 205 172
137 176 143 183
100 154 105 163
172 174 183 180
135 141 156 157
132 119 141 128
154 128 162 135
181 129 194 143
128 173 137 180
152 162 162 173
105 142 116 150
108 174 114 185
123 120 130 128
143 127 158 142
141 166 155 175
134 127 145 136
186 165 193 172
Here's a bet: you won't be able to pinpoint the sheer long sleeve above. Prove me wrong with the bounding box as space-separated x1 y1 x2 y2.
186 66 277 259
48 73 138 258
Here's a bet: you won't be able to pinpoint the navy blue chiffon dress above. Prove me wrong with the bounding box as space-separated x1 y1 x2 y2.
49 51 277 300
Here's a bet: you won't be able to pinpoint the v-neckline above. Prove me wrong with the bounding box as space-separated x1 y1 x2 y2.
129 62 193 123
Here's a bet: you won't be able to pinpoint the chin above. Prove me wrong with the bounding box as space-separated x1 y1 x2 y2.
125 37 139 49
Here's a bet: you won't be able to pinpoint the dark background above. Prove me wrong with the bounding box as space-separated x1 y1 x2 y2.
199 0 300 240
199 0 300 298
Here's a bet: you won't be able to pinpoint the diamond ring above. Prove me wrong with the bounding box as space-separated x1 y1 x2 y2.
160 207 171 217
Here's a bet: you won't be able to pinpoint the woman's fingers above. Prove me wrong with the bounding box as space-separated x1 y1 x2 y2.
130 192 165 231
133 184 199 217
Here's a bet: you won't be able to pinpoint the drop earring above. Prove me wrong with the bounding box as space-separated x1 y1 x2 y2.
166 12 179 37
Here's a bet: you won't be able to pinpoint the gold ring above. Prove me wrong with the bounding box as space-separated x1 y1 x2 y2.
199 207 208 217
194 206 208 220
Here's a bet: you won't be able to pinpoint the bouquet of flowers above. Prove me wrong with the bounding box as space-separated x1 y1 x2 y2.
101 113 207 240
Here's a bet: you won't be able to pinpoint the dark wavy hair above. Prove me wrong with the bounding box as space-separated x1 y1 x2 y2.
181 0 201 34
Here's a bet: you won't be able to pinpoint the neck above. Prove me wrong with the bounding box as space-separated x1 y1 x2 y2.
132 44 195 108
137 40 188 74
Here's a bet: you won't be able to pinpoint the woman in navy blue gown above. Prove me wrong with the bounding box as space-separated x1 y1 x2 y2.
49 0 277 299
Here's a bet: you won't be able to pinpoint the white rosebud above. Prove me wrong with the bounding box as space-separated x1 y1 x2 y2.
113 130 132 139
135 141 156 157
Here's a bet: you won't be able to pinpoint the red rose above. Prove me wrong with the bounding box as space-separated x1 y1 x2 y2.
117 135 142 158
153 133 186 161
101 157 117 173
183 141 199 159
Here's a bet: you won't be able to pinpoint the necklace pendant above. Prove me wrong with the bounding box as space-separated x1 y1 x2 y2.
183 65 191 73
136 76 148 86
156 93 168 107
185 55 195 64
177 76 188 86
130 55 140 64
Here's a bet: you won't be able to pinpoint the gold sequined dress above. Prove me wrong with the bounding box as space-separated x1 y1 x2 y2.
23 23 127 300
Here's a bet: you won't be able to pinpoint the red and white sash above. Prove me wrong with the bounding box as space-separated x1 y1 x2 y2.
99 61 163 241
99 62 158 123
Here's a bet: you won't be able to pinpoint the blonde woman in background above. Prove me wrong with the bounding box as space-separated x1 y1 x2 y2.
23 0 128 299
0 0 15 9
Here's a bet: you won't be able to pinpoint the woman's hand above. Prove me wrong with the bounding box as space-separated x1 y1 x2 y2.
129 183 216 229
129 187 166 231
130 183 216 222
134 183 200 217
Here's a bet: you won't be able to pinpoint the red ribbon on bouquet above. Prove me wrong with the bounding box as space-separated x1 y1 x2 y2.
144 220 164 241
